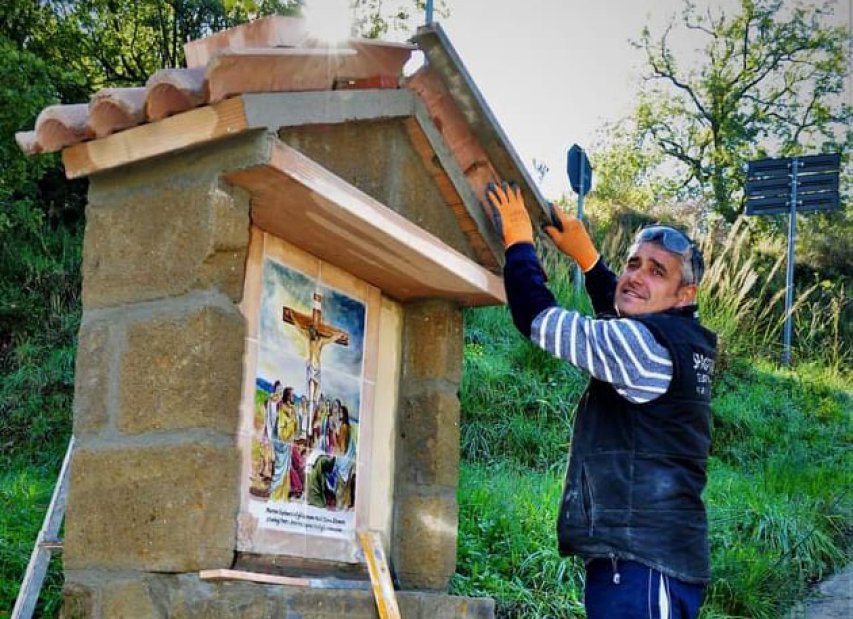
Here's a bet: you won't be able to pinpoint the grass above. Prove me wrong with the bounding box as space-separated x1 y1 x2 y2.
452 463 585 619
0 467 64 618
0 333 73 618
0 219 79 618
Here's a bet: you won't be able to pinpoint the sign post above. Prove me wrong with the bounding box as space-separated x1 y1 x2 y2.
744 153 841 365
567 144 593 296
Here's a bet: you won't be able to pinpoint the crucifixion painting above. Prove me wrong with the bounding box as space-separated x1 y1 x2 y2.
248 257 366 541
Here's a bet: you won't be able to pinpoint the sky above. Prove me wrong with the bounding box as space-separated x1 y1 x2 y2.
436 0 851 198
307 0 851 200
440 0 703 198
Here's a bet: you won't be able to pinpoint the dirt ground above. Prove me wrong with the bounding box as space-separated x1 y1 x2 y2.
787 565 852 619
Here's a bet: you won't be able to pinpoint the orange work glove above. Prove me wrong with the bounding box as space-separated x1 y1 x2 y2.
543 205 600 272
485 181 534 249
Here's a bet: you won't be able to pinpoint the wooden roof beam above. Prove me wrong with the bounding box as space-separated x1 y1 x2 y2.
224 138 505 306
62 97 249 179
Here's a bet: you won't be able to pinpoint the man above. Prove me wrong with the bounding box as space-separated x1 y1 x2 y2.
486 182 716 619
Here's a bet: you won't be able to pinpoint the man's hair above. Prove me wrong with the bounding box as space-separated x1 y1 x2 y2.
629 225 705 286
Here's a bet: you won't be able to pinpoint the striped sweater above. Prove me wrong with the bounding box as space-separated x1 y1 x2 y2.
504 243 673 404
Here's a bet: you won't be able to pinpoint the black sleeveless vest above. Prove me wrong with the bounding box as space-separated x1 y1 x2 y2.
556 308 717 583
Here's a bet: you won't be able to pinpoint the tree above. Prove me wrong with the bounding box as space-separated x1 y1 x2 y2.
634 0 850 221
351 0 448 39
9 1 302 89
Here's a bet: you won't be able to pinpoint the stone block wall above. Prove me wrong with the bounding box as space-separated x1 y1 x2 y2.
61 573 494 619
392 300 463 590
64 133 267 595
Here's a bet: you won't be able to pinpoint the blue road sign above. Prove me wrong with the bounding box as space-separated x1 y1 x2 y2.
567 144 592 197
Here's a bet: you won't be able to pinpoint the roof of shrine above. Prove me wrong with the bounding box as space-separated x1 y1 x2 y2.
16 16 557 305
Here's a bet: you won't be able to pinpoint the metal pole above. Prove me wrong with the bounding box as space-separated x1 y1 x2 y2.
425 0 434 25
782 158 798 366
574 167 586 296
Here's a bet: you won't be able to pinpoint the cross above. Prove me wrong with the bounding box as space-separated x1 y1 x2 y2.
282 292 349 436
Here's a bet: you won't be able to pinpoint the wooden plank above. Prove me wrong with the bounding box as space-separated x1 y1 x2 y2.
224 138 505 306
60 90 417 180
12 437 75 619
62 97 249 179
358 531 401 619
199 568 370 590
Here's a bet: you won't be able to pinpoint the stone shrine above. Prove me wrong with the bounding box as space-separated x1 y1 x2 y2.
18 15 551 619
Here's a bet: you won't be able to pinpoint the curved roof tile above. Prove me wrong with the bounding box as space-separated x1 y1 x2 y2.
89 88 147 138
145 67 208 121
34 104 94 152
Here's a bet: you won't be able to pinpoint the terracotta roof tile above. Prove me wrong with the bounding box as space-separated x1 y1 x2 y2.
14 130 41 155
18 16 415 154
89 87 147 138
205 48 356 102
183 14 308 68
16 17 514 272
34 104 94 152
145 67 207 121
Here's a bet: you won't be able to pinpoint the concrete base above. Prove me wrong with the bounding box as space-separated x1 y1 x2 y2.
62 572 495 619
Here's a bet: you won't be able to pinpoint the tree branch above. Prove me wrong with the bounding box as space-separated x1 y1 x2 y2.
646 27 713 123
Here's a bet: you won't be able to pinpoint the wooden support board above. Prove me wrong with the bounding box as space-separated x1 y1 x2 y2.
358 531 401 619
199 568 370 590
224 138 506 306
12 437 74 619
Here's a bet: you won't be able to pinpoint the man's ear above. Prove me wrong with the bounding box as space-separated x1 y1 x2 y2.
675 284 698 307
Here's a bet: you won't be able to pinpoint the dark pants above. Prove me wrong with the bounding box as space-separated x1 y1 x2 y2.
585 559 705 619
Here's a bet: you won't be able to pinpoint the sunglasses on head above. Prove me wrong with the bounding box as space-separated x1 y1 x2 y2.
635 225 704 285
636 225 693 254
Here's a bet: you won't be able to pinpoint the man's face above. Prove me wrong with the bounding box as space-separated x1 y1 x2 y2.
615 242 697 316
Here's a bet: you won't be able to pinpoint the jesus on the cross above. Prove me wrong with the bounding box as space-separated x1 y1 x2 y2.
282 292 349 441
